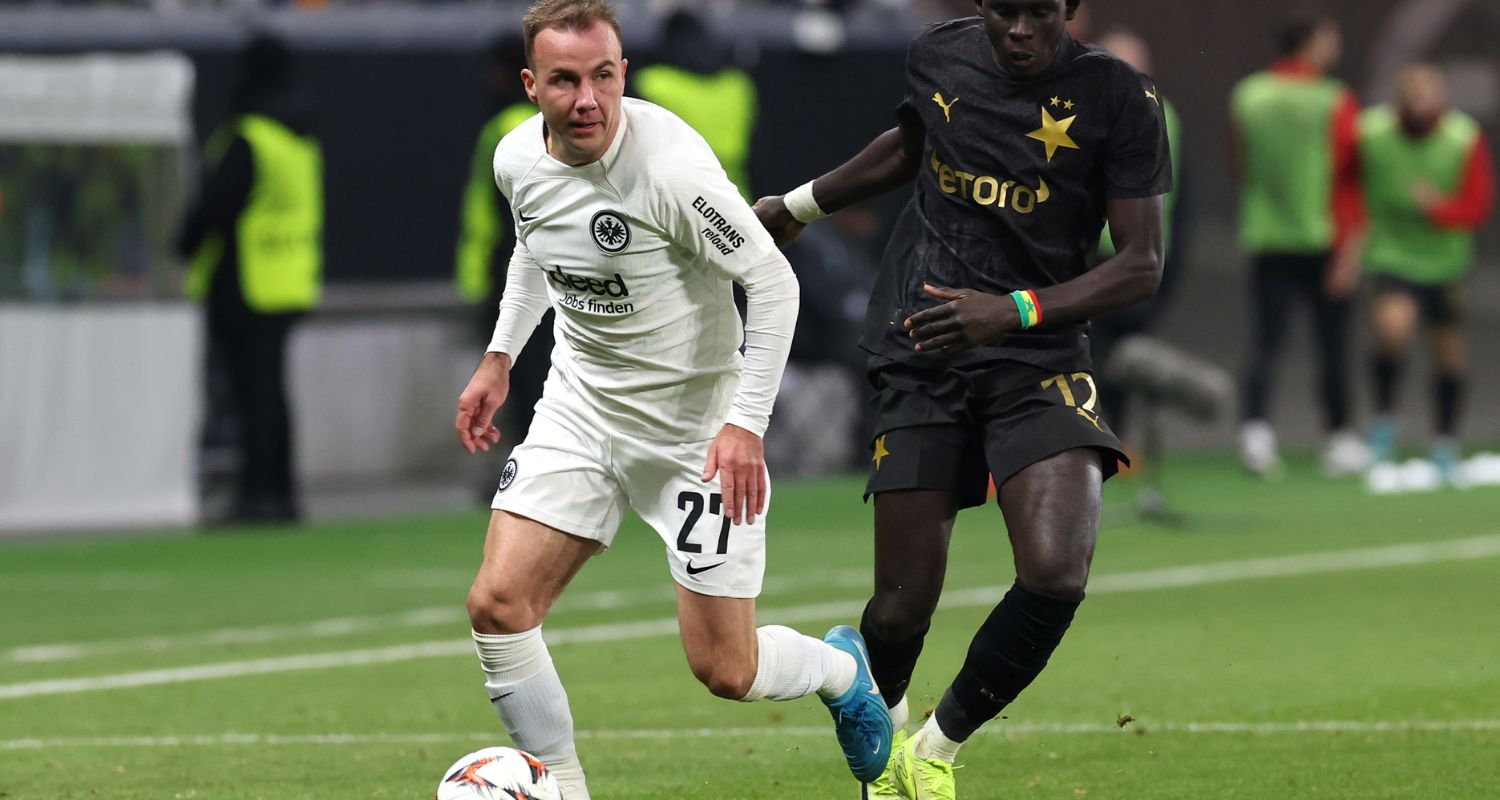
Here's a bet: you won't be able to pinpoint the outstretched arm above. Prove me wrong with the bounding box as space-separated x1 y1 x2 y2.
754 117 925 245
905 195 1165 354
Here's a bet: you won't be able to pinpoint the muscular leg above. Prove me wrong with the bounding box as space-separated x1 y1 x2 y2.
467 510 602 799
676 582 899 784
675 588 854 703
927 450 1103 752
469 510 599 633
863 490 958 710
675 589 760 699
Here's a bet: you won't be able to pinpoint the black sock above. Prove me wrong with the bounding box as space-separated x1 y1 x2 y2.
860 602 928 708
1373 354 1401 415
933 582 1080 742
1436 373 1464 437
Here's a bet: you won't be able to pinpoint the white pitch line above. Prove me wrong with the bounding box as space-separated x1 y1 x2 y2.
3 536 1497 701
3 568 873 664
4 720 1499 751
0 573 173 592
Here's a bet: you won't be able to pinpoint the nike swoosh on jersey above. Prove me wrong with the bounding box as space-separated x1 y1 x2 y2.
685 561 726 576
518 211 539 222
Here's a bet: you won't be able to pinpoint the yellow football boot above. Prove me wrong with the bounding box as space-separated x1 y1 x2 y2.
890 730 958 800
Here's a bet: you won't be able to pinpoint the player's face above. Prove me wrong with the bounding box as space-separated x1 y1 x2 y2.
1311 21 1343 70
522 22 628 166
977 0 1074 78
1396 66 1446 130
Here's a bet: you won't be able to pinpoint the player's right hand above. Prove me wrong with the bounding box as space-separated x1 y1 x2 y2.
1324 244 1362 300
456 352 511 454
751 195 807 247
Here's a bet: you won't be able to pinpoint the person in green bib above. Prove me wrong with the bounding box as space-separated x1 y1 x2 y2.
178 34 323 524
1230 14 1368 479
455 36 553 449
1089 28 1186 440
628 9 758 200
1358 64 1495 482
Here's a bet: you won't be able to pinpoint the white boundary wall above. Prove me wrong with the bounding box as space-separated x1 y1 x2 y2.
0 304 202 532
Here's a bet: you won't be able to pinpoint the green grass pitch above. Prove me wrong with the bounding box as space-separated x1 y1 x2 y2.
2 455 1498 799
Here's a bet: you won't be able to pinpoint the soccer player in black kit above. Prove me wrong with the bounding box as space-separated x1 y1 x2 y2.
756 1 1170 797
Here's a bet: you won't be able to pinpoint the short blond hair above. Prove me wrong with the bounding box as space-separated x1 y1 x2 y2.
522 0 623 67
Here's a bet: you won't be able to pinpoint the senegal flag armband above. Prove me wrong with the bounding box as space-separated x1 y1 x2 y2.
1010 289 1042 330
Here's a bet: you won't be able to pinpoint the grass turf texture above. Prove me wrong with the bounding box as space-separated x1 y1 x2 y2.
2 455 1498 799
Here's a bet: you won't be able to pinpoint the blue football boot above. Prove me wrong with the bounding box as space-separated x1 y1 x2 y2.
1432 439 1462 487
821 625 893 783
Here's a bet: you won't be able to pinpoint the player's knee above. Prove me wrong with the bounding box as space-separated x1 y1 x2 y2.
866 592 937 643
690 659 756 700
1018 561 1089 602
466 583 544 634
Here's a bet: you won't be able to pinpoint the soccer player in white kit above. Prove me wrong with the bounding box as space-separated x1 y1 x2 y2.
451 2 891 797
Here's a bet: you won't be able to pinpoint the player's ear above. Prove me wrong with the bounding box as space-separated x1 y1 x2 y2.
521 68 538 104
619 57 628 84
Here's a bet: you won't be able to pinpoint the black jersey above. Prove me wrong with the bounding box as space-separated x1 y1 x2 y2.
861 20 1172 376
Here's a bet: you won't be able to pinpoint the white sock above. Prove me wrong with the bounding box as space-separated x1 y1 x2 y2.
913 715 963 764
889 695 910 731
472 628 591 800
738 625 857 702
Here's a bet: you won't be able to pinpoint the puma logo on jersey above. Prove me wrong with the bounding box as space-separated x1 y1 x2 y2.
1144 88 1160 105
931 92 959 123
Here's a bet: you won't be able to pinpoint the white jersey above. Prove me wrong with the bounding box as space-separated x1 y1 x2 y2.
487 98 798 442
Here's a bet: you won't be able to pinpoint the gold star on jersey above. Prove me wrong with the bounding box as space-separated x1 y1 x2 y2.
1027 106 1080 163
862 20 1172 372
872 435 892 470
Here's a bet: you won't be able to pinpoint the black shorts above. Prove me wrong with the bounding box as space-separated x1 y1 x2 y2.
1371 274 1464 326
864 360 1128 509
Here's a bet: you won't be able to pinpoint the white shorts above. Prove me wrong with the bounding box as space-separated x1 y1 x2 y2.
492 404 768 599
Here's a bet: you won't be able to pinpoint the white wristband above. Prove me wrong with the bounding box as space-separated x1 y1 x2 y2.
783 180 828 224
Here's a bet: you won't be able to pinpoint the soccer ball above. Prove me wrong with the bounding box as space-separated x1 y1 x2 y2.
435 746 562 800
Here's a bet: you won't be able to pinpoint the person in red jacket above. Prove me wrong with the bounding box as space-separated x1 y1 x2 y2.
1358 64 1495 483
1230 14 1368 478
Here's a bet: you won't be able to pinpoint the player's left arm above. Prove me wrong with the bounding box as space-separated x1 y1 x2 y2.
653 139 799 525
1419 132 1496 230
907 69 1171 355
701 251 798 525
905 196 1164 354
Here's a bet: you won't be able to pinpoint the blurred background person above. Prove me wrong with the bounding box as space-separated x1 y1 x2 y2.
455 35 552 454
765 208 883 476
1358 64 1495 482
1088 27 1186 443
177 33 322 525
630 8 758 200
1230 13 1366 479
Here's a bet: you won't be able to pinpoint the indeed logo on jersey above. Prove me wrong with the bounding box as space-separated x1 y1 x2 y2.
929 151 1051 215
545 264 631 297
692 196 747 256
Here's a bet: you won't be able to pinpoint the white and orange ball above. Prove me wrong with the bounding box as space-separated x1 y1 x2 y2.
435 747 562 800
